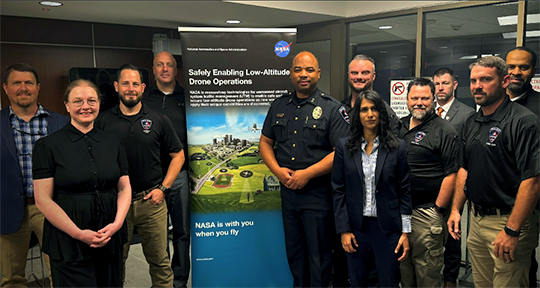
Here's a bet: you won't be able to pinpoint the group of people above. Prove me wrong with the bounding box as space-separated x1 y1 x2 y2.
261 46 539 288
1 51 191 287
0 44 538 288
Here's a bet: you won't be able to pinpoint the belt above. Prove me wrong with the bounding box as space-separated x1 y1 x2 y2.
24 197 35 205
132 185 159 202
469 201 511 217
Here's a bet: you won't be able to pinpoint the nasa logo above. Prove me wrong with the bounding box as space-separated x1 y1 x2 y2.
274 41 292 58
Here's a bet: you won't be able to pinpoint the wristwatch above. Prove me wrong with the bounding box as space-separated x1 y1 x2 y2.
504 226 520 237
159 184 171 195
434 204 447 215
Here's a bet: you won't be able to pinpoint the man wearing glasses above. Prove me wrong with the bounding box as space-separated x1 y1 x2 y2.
1 63 68 286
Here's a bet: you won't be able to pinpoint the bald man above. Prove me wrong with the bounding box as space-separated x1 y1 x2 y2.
143 51 191 288
260 51 350 287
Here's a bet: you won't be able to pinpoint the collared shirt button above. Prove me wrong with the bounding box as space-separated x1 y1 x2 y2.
295 117 298 120
294 131 297 134
297 106 300 109
90 159 95 162
313 125 316 128
293 144 296 147
93 172 97 175
292 157 295 161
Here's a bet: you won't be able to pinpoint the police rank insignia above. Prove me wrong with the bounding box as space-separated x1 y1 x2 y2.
487 127 501 146
312 106 322 119
338 106 350 124
413 131 426 144
141 119 152 133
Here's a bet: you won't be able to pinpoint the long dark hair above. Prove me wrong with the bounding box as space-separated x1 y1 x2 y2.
345 90 399 154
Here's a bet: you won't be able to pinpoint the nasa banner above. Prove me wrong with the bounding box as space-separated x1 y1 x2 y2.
179 27 296 287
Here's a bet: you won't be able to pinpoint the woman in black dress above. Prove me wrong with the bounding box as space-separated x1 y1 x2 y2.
33 79 131 287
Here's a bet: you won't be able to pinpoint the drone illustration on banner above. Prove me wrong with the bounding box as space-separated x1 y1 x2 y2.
249 123 262 132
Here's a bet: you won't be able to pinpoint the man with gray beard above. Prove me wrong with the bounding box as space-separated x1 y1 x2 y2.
397 77 460 287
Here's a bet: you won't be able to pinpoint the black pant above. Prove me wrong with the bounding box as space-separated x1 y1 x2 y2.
443 233 461 283
346 217 401 288
166 170 191 288
281 183 334 288
51 251 123 287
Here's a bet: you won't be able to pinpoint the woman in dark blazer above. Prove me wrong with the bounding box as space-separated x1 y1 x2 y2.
332 90 412 287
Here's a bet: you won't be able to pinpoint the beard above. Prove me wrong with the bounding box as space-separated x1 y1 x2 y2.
350 82 372 94
409 105 434 121
507 81 525 94
119 93 142 108
472 89 503 107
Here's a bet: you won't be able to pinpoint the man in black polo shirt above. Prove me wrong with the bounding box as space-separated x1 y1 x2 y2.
342 54 398 133
398 77 460 287
448 56 540 288
96 64 184 287
260 51 350 287
143 51 191 288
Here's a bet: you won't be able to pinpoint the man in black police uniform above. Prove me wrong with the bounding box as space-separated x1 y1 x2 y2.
143 51 191 288
398 77 460 287
342 54 398 133
506 46 539 116
260 51 350 287
448 55 540 288
96 64 185 287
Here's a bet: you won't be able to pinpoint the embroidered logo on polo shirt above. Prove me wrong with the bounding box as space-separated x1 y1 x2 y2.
487 127 501 146
141 119 152 134
413 131 426 144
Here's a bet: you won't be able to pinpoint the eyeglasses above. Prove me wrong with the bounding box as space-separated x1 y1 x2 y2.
70 99 99 107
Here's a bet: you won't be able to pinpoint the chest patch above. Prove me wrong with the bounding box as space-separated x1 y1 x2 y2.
487 127 501 146
141 119 152 133
413 131 426 144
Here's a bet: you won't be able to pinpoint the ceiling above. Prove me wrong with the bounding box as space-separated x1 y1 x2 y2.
0 1 456 30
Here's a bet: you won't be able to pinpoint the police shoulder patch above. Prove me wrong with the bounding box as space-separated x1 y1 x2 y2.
338 106 350 124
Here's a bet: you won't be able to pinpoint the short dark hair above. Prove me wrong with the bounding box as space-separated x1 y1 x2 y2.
4 63 40 85
507 46 537 68
63 79 101 102
117 64 143 82
469 56 508 80
432 67 455 82
407 77 435 97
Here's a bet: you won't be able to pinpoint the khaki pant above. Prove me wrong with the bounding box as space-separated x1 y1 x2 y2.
468 209 539 288
400 207 444 287
123 199 173 287
0 204 52 287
